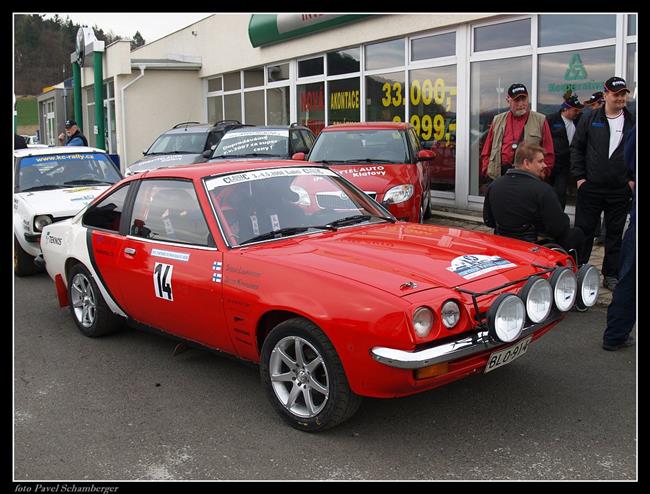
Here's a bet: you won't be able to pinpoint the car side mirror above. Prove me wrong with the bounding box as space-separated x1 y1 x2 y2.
417 149 436 160
142 150 147 155
201 149 213 159
421 141 434 150
292 152 306 161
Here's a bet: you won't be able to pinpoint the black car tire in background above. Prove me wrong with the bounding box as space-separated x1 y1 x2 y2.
260 317 362 432
14 235 39 277
67 263 123 337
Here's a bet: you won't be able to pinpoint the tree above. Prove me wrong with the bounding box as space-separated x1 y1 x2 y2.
131 31 146 50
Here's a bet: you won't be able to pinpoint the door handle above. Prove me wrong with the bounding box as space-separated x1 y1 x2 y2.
124 247 136 255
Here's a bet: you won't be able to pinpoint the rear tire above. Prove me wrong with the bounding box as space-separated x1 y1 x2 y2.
67 263 122 337
260 318 361 432
14 235 39 277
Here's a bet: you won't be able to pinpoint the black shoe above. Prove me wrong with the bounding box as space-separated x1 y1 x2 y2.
602 336 635 351
603 276 618 291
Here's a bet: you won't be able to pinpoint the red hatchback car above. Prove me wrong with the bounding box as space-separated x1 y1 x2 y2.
293 122 436 223
40 161 600 431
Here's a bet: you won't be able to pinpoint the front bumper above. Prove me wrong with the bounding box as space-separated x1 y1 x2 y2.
371 313 562 369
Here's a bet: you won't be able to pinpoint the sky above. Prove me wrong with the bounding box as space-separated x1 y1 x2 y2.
39 13 212 44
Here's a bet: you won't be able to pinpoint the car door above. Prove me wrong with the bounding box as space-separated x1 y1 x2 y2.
115 178 233 353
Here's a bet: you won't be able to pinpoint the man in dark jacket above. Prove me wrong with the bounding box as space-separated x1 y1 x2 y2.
58 119 89 147
570 76 635 291
483 142 585 259
547 94 584 209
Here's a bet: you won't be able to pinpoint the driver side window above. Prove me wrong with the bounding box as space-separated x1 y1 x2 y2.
83 184 131 232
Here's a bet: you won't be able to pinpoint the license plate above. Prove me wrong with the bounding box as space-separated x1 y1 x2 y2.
484 336 532 373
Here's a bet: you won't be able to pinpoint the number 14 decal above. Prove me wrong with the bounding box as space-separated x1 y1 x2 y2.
153 262 174 301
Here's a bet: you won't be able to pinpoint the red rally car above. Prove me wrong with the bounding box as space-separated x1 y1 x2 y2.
39 160 600 432
293 122 436 223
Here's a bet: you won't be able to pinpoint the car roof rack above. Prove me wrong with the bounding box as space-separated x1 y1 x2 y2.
289 122 302 128
214 120 242 126
173 121 202 129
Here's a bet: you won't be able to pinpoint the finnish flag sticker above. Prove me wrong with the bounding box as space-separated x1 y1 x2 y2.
212 273 223 283
213 261 222 271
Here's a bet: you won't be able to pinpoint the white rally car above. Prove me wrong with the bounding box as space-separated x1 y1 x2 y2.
13 146 122 276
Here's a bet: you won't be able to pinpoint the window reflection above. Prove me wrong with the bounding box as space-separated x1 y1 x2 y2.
627 14 636 36
207 96 223 123
538 14 616 47
298 57 324 78
469 56 531 196
297 82 325 135
327 48 361 75
244 90 265 124
267 87 290 125
328 78 360 124
365 38 404 70
474 19 530 52
365 72 405 123
411 33 455 61
626 43 636 117
224 93 242 121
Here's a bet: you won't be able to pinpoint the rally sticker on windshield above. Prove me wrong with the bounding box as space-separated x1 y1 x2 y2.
447 255 516 280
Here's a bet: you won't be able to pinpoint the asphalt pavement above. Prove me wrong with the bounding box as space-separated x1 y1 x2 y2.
13 268 636 481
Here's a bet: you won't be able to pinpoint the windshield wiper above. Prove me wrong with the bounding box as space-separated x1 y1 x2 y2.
325 214 396 228
311 159 350 164
168 150 195 154
63 179 115 185
239 225 337 245
345 158 402 164
20 184 73 192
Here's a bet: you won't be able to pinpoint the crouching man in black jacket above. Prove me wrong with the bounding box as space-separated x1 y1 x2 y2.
570 76 635 291
483 142 585 260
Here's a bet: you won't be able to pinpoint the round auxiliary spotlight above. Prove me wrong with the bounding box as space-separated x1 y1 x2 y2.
518 276 553 324
549 267 577 312
487 294 526 343
576 264 600 310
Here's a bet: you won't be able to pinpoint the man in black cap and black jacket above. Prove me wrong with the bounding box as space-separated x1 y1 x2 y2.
547 94 584 210
483 142 585 260
571 76 635 291
58 119 88 147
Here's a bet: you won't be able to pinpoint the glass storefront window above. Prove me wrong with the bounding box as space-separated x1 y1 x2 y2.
327 48 361 76
267 87 290 125
297 82 325 135
627 43 636 117
208 95 223 123
474 19 530 52
411 32 455 61
365 38 404 70
244 90 265 124
223 72 241 91
299 57 324 78
208 77 222 92
365 72 406 123
538 14 616 47
469 56 532 196
328 78 360 125
244 67 264 88
268 63 290 83
537 46 615 116
224 93 242 121
628 14 636 36
409 65 457 191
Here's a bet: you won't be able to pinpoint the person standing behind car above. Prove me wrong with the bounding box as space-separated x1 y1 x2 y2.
570 77 635 292
602 124 635 351
58 119 88 147
581 91 604 116
547 94 584 210
481 83 555 180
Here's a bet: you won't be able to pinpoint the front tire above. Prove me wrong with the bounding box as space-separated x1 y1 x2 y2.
67 263 122 337
260 318 361 432
14 235 39 277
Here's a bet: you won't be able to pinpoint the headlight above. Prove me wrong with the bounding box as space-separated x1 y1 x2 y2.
487 294 525 343
413 306 434 338
576 264 600 310
290 184 311 206
550 267 577 312
383 184 414 205
441 300 461 329
34 215 53 232
518 276 553 323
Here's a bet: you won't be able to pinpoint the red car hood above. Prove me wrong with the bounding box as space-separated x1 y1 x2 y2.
245 223 561 297
329 163 416 196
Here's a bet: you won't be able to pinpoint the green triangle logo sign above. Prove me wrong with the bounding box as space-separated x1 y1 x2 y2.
564 54 588 80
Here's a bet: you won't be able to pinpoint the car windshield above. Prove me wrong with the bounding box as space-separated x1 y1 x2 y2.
148 131 207 154
308 129 409 164
16 153 122 192
211 130 289 158
205 167 394 247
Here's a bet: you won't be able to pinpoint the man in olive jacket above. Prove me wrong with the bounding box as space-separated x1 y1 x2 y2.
570 77 635 291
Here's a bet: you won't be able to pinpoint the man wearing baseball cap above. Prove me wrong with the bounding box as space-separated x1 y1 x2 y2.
57 119 88 147
546 94 584 210
571 76 635 291
583 91 604 112
481 83 555 181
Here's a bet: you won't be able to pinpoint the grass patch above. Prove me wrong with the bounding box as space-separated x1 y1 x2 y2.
16 96 38 126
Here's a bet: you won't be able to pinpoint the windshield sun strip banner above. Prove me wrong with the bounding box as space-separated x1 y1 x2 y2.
221 130 289 140
205 167 337 190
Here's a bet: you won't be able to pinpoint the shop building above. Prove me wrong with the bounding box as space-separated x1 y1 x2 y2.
72 13 637 214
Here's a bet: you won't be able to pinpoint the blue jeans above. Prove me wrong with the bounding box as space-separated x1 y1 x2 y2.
603 221 636 345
